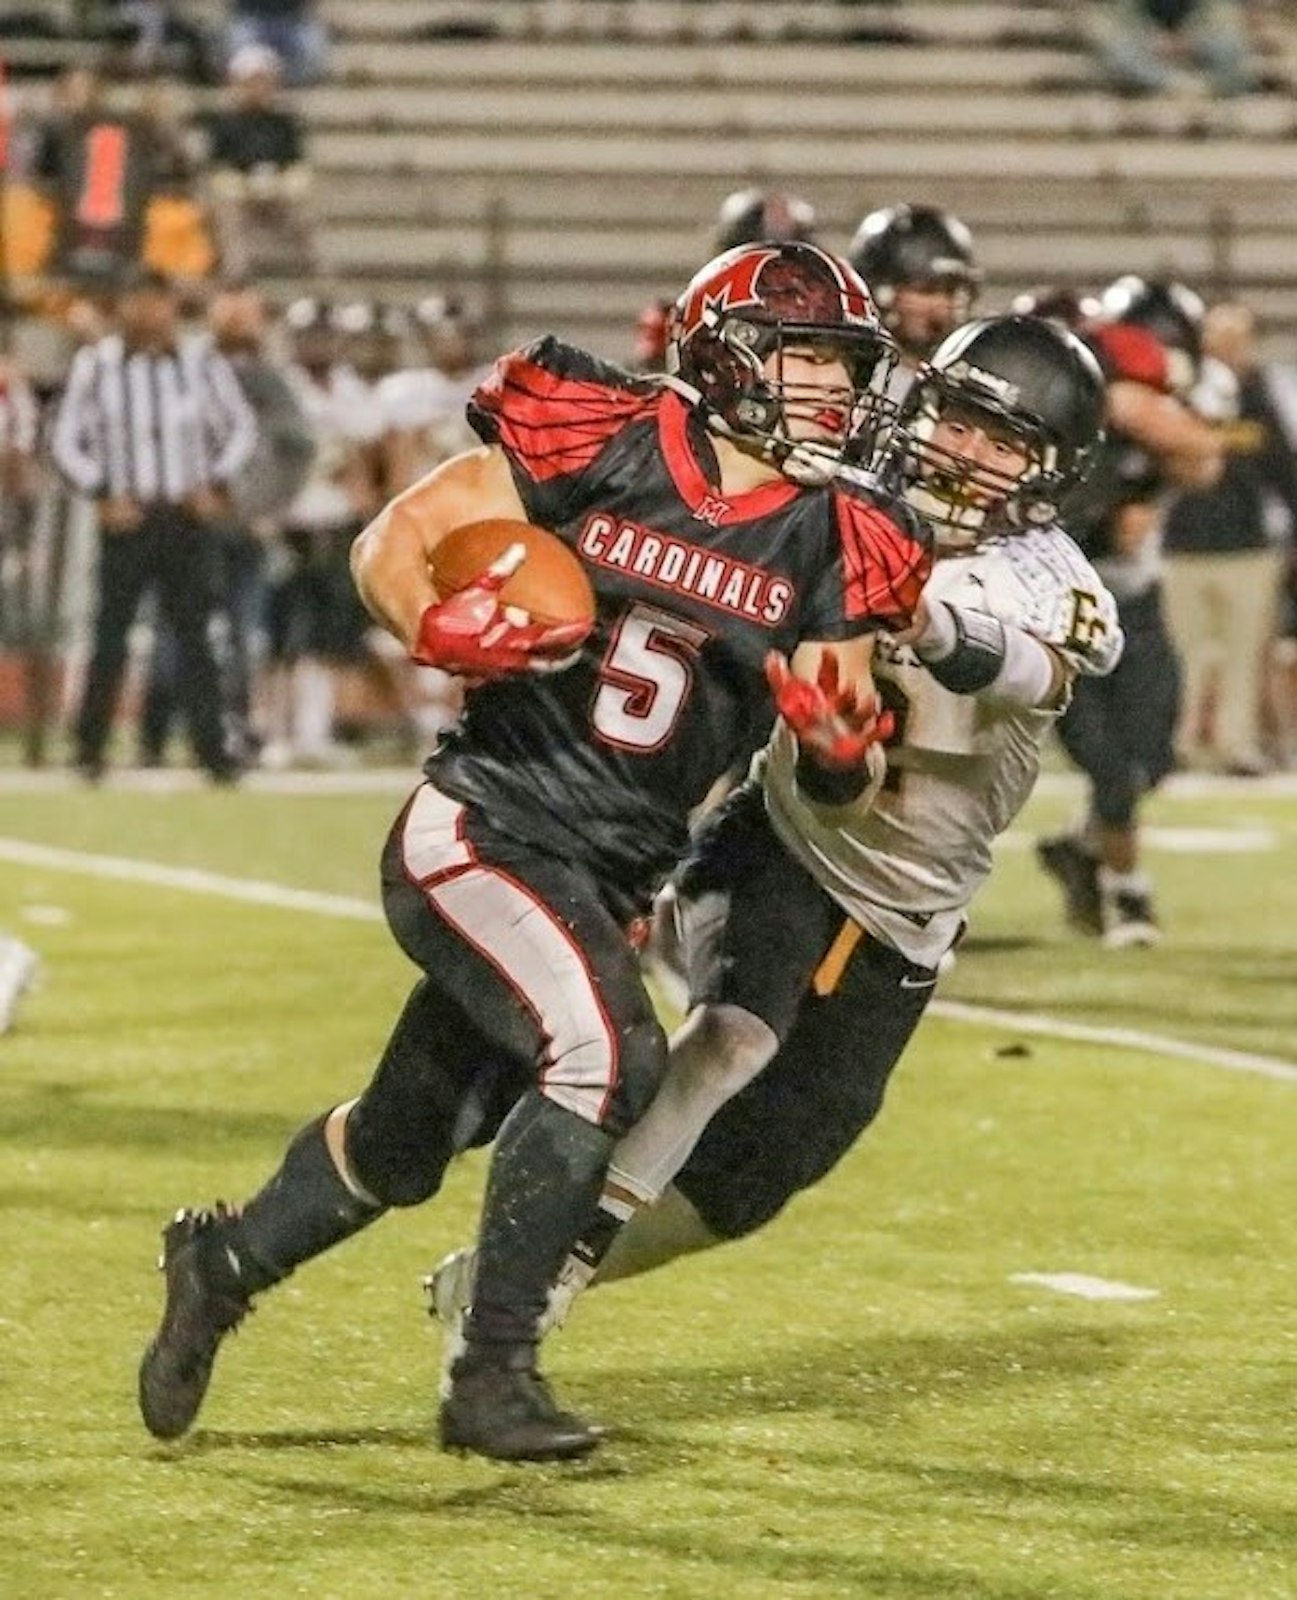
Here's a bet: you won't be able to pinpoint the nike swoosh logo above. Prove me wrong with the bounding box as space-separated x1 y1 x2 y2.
899 975 938 990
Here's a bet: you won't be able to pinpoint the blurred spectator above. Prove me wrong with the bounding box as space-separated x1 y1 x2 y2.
201 44 314 278
262 297 380 767
1090 1 1260 98
49 267 257 783
1163 302 1297 773
0 336 41 648
140 283 315 767
98 1 217 84
379 295 491 495
225 0 329 87
376 295 495 747
33 66 176 288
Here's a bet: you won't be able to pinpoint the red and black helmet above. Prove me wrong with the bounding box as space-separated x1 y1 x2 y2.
665 241 897 475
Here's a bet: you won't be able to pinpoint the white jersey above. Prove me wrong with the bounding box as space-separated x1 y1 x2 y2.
763 524 1123 966
377 362 494 466
284 363 382 529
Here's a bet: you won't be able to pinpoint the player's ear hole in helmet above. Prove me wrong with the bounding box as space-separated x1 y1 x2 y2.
664 241 899 484
873 315 1106 551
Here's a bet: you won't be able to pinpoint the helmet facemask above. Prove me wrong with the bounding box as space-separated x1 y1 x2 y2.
693 312 897 484
667 242 898 485
878 379 1063 551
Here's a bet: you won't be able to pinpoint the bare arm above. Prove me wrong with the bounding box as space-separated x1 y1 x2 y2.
1106 379 1224 490
350 443 528 650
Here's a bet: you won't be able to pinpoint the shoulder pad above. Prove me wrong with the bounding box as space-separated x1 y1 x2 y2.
981 528 1123 677
830 478 932 627
1087 323 1170 391
468 336 655 483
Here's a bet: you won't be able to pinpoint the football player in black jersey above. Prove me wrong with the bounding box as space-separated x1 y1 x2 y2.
1035 279 1223 945
137 241 931 1462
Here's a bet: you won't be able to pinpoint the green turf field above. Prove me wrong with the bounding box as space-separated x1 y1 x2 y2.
0 774 1293 1599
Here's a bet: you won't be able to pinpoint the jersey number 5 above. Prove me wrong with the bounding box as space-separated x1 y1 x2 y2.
592 603 709 752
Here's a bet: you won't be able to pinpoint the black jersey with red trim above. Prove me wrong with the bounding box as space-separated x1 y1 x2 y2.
424 336 930 913
1063 323 1173 561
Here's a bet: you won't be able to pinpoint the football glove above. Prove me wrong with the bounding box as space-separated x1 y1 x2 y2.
765 648 894 771
413 543 590 679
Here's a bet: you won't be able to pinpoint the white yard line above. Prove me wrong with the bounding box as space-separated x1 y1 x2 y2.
1009 1272 1160 1302
1 766 1296 800
930 998 1297 1085
0 838 383 922
1 835 1294 1085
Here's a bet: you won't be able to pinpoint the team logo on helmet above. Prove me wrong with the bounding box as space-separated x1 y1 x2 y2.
676 247 782 345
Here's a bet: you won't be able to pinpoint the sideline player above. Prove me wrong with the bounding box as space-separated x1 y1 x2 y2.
1036 277 1223 944
847 204 981 389
137 241 930 1462
429 315 1122 1346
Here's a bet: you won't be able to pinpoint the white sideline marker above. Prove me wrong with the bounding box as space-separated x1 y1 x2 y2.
1 836 1294 1086
1011 1272 1160 1303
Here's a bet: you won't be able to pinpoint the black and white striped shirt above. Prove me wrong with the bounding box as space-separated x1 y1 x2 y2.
50 333 258 503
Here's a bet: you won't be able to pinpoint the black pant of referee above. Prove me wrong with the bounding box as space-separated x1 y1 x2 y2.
76 504 234 782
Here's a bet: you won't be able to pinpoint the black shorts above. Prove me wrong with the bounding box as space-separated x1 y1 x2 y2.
670 781 937 1239
1056 584 1180 826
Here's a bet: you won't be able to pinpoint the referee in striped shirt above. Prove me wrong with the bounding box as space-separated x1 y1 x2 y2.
51 269 258 782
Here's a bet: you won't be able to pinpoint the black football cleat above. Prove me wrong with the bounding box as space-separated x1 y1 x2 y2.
138 1205 252 1440
439 1357 601 1462
1035 834 1103 936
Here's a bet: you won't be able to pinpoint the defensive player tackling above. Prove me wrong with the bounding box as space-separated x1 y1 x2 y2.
429 315 1124 1357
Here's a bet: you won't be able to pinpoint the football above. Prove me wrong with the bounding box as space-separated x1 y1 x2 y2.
427 518 597 631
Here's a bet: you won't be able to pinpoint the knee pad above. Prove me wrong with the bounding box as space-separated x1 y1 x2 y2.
344 1104 449 1209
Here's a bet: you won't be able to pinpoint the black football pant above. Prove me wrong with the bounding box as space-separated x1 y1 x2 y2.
669 783 936 1239
75 506 228 775
346 781 670 1206
1056 584 1180 829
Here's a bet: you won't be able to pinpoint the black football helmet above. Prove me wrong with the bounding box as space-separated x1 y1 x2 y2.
847 204 981 358
713 188 818 253
1094 275 1204 396
1009 285 1101 332
873 315 1106 550
666 240 897 479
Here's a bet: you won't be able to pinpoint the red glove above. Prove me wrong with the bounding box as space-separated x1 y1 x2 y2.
412 543 591 679
765 649 894 770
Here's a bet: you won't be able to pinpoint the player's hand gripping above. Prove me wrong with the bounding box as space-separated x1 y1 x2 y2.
412 543 589 679
765 648 894 770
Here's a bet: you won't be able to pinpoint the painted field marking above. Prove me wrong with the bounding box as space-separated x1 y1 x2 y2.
930 999 1297 1085
996 825 1278 854
1010 1272 1160 1302
1 836 1294 1086
0 766 1294 800
0 838 382 922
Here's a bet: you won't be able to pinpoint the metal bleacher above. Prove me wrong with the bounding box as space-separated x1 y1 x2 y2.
8 0 1297 357
295 0 1297 358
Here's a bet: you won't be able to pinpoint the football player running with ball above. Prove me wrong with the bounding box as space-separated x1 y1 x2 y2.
137 242 931 1462
429 315 1124 1352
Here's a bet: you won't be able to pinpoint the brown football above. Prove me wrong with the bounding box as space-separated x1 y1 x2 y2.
427 518 596 630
